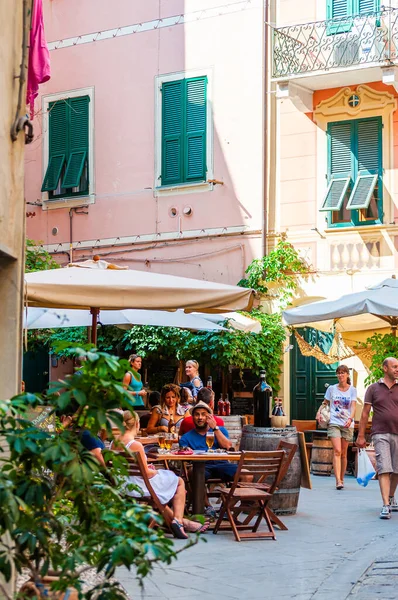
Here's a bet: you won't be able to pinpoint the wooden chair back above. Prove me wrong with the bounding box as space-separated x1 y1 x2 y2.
110 449 172 527
232 450 284 495
213 450 285 541
291 420 317 432
276 440 298 485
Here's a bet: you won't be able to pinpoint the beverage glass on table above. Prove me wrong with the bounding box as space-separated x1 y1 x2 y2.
158 434 166 451
206 432 215 451
165 434 173 452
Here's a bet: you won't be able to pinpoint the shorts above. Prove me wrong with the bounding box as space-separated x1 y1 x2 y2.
205 461 237 482
327 425 354 442
373 433 398 475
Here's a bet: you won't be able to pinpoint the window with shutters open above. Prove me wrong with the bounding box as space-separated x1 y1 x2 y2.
161 76 207 186
321 117 382 227
41 96 89 199
326 0 380 35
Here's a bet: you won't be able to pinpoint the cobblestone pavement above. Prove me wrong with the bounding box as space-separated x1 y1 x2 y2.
118 476 398 599
347 559 398 599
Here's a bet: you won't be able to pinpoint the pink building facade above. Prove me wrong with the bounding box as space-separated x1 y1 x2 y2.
25 0 265 285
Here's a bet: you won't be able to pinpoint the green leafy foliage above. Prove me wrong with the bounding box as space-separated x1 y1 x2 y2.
0 348 186 598
25 239 60 273
238 237 310 304
50 326 126 357
364 333 398 384
123 310 286 392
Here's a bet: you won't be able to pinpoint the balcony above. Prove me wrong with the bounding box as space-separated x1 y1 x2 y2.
272 8 398 91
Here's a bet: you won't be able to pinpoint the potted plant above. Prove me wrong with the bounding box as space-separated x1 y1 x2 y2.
0 347 190 599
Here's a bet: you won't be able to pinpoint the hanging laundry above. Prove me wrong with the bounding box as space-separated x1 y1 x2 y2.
26 0 51 119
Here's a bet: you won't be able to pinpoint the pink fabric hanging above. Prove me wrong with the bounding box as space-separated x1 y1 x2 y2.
26 0 51 119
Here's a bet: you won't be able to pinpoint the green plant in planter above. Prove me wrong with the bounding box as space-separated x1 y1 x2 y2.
0 347 189 599
237 237 311 306
363 332 398 384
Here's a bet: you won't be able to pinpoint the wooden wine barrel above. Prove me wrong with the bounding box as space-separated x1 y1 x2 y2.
239 426 301 515
223 415 244 450
311 437 333 476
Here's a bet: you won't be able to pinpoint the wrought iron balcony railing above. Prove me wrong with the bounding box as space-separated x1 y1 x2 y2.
272 8 398 79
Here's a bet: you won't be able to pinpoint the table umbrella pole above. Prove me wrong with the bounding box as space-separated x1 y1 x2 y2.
90 308 99 345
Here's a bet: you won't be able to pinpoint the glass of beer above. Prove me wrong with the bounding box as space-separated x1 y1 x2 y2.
206 432 215 452
158 434 166 452
165 434 173 452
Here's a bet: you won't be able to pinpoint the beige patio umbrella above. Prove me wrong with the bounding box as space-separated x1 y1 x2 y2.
25 257 256 344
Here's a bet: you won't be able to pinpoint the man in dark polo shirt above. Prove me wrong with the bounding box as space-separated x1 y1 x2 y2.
357 357 398 519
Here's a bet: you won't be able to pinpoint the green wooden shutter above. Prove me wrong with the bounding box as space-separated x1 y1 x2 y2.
161 81 183 185
327 0 353 34
184 77 207 182
62 96 89 189
41 101 68 192
358 0 379 14
356 118 381 174
347 117 381 210
321 121 353 211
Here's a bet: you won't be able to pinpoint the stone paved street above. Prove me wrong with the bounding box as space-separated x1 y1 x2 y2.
118 476 398 600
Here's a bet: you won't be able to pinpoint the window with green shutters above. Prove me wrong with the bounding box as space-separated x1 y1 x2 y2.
161 76 207 186
326 0 380 34
41 96 89 198
321 117 382 227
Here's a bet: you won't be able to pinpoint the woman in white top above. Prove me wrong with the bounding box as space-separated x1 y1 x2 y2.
111 410 209 539
318 365 357 490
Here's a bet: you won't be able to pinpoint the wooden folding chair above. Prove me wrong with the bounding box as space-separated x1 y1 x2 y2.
232 441 297 531
292 420 316 464
213 450 284 542
111 450 173 532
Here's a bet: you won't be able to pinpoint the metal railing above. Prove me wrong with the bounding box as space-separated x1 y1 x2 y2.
272 8 398 79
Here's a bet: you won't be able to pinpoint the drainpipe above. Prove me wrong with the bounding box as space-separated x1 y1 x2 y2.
69 209 74 263
262 0 270 259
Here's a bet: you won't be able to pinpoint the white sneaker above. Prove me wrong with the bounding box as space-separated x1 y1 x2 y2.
380 505 391 519
389 496 398 511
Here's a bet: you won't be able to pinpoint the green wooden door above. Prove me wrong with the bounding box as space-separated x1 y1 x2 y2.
23 350 49 393
290 329 338 420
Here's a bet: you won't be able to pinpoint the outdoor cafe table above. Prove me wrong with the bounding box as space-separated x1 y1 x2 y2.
137 436 160 445
149 451 242 515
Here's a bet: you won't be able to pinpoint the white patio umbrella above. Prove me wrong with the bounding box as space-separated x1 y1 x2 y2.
25 307 226 332
25 258 255 343
197 311 262 333
282 277 398 334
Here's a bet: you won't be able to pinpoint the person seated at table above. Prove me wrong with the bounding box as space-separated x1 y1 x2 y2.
139 391 162 430
179 402 237 482
146 384 186 434
59 413 106 467
179 388 224 436
111 410 209 539
179 387 194 414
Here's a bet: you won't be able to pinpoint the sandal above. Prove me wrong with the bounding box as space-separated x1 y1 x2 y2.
336 483 344 490
183 519 211 534
196 521 210 534
170 519 188 540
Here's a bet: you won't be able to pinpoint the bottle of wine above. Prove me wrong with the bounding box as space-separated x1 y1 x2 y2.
218 395 225 417
206 376 213 390
253 370 272 428
224 394 231 416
